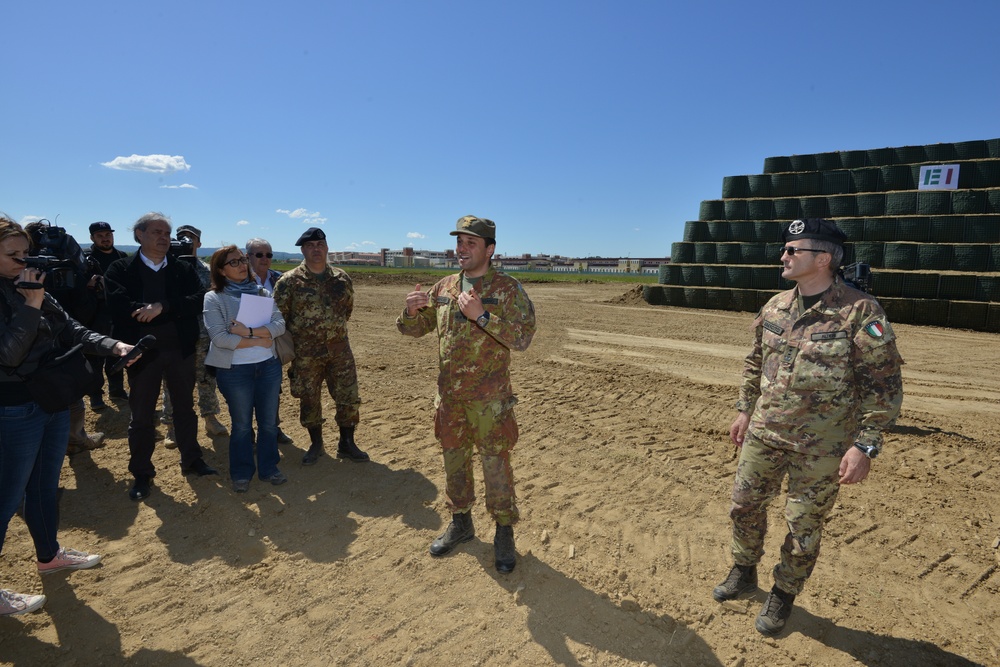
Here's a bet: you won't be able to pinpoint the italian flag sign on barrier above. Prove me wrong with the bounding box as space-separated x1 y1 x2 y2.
918 164 960 190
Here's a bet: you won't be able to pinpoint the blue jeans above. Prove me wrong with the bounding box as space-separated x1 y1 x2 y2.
215 357 282 481
0 402 70 561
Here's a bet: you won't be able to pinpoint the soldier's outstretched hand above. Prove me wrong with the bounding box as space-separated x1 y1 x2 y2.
406 283 430 317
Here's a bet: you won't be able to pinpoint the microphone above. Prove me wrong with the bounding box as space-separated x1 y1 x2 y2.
111 335 156 373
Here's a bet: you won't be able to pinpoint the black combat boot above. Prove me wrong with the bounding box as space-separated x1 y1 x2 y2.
302 426 325 466
755 586 795 636
712 564 758 602
429 512 475 557
336 426 370 462
494 523 516 573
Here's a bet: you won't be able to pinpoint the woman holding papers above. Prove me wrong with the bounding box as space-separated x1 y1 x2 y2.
204 245 286 493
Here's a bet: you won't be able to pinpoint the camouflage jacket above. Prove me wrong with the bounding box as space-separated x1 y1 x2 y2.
273 262 353 355
396 266 536 402
736 277 904 457
194 259 211 337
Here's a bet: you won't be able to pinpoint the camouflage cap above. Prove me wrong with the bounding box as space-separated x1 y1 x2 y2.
295 227 327 246
782 218 848 246
176 224 202 240
450 215 496 240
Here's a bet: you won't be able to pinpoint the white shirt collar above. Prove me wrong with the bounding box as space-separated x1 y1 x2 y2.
139 250 168 272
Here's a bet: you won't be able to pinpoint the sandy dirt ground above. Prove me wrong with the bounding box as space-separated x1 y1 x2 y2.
1 278 998 667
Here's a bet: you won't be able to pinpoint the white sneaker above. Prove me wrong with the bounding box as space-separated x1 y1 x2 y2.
37 547 102 575
0 589 46 616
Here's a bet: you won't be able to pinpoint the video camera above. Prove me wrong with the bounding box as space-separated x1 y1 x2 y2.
168 237 195 263
25 220 88 291
839 262 872 294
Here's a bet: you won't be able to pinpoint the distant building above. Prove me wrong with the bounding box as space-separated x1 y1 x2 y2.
329 247 667 274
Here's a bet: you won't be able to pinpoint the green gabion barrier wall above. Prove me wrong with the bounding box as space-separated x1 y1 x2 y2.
649 137 1000 332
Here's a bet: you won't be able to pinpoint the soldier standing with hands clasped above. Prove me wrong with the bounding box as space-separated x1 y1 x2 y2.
397 215 535 573
273 227 369 465
712 218 903 636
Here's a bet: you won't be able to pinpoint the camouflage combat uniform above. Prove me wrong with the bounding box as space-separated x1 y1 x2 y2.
730 277 903 594
273 262 359 429
396 265 536 526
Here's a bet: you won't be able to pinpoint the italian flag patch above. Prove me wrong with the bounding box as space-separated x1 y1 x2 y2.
864 321 884 338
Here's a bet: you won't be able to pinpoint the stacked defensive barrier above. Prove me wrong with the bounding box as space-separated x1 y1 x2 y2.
643 138 1000 331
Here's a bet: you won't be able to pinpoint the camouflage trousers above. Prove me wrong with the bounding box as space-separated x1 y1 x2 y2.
161 336 220 424
434 395 520 526
287 342 359 429
729 432 842 595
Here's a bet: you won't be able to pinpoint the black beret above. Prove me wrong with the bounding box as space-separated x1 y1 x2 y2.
781 218 848 245
295 227 327 246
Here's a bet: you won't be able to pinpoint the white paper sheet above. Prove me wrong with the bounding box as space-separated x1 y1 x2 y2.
236 294 274 328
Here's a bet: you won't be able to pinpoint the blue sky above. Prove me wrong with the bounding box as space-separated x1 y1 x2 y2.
3 1 998 258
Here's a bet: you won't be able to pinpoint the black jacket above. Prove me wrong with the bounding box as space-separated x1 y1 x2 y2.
0 280 116 384
104 254 205 357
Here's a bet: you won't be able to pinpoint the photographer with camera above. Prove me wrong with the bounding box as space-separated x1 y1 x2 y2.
84 222 128 410
0 215 137 616
160 225 227 447
104 213 218 502
24 221 105 454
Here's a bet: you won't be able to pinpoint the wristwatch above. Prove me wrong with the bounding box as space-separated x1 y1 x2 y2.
476 312 490 328
853 443 880 459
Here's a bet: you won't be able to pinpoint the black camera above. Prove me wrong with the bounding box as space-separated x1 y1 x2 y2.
840 262 872 294
168 237 195 263
24 221 88 291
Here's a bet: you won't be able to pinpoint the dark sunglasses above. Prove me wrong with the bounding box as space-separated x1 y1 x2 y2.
781 246 828 256
225 257 249 267
253 252 273 259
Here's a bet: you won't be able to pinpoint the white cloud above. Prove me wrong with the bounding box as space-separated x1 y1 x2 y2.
406 232 426 239
101 154 191 173
276 208 327 224
236 220 250 226
19 215 46 225
361 241 376 246
160 183 198 190
345 243 360 250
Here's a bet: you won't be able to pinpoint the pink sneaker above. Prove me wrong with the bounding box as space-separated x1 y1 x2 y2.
37 547 102 574
0 589 46 616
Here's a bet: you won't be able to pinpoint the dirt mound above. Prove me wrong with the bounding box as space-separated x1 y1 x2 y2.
606 284 647 305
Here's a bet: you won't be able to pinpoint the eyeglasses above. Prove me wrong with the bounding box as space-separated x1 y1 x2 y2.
253 252 273 259
225 257 249 268
781 246 828 256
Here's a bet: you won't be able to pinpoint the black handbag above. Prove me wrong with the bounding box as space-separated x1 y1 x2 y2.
20 344 102 413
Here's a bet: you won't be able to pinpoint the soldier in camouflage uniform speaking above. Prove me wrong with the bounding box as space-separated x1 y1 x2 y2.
397 216 536 573
713 218 903 636
273 227 369 465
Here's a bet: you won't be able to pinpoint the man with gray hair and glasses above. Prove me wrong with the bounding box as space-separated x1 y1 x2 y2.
246 237 293 445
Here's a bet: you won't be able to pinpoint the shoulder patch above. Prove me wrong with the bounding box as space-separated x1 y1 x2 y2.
864 321 885 338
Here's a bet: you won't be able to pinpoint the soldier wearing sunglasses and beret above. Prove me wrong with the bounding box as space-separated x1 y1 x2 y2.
712 218 903 637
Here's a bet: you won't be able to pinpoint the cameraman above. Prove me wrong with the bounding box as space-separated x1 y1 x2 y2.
84 222 128 409
23 222 104 454
160 225 227 447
